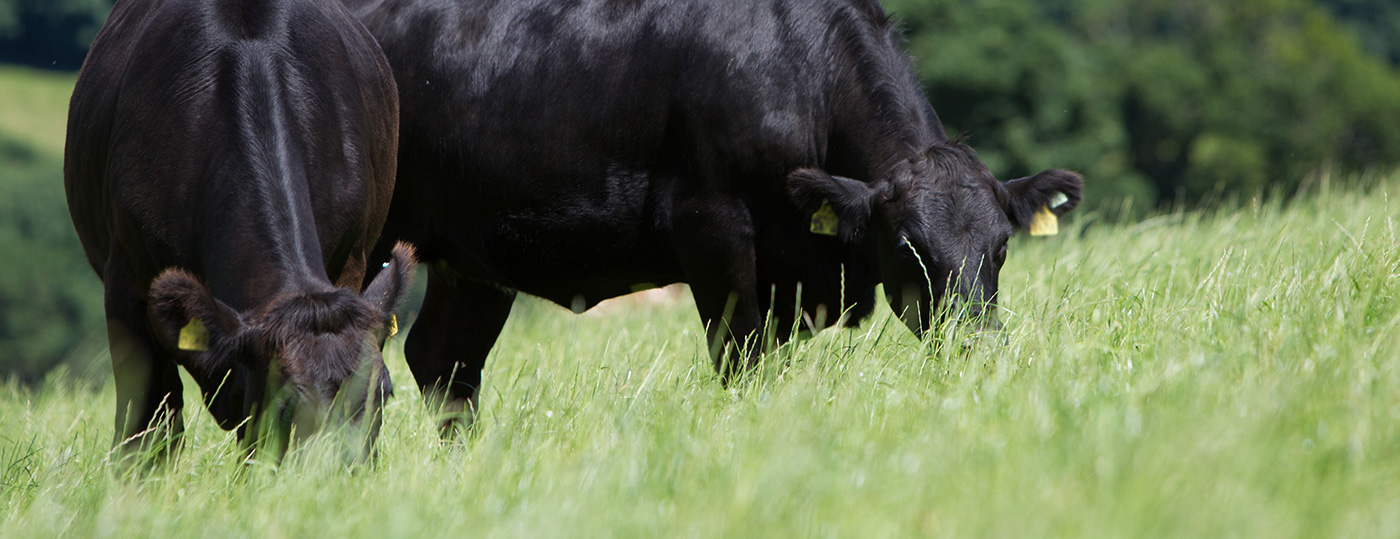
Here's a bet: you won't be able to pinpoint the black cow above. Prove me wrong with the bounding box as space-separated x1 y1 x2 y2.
350 0 1081 429
65 0 414 459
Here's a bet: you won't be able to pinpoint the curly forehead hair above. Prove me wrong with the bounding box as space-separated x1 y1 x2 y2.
921 142 995 186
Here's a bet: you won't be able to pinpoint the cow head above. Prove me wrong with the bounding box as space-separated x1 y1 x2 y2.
788 143 1081 335
146 243 416 459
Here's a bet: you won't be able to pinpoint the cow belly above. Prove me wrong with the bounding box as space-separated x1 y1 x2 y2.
467 210 679 308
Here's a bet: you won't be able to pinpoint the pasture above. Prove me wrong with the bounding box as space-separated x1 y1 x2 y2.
0 65 75 153
1 166 1397 536
2 60 1398 537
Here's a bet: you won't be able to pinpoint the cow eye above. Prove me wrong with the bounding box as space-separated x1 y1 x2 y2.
995 241 1009 266
896 237 919 260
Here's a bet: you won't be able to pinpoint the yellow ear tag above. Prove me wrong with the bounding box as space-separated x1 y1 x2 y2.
388 314 399 337
178 319 209 352
1028 205 1059 236
810 199 840 236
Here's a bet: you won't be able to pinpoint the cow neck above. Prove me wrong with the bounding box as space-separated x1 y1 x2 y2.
198 40 336 314
197 185 334 315
827 11 947 187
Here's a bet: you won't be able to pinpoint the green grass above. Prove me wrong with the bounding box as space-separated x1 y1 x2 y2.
1 171 1396 537
2 55 1396 537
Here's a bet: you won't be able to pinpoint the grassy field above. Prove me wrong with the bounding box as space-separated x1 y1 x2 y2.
0 64 76 155
2 59 1398 538
0 168 1395 536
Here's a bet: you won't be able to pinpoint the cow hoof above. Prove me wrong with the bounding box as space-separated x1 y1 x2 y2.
435 396 478 441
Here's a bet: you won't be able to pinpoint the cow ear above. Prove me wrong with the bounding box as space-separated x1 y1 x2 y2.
1001 169 1083 231
787 168 890 242
363 241 417 316
147 269 244 373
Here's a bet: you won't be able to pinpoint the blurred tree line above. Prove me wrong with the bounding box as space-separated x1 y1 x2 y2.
1 0 1399 382
2 0 1397 207
1319 0 1400 64
0 133 105 384
884 0 1400 211
0 0 110 69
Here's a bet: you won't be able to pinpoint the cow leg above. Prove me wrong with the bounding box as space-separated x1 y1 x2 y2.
105 267 185 460
673 196 762 384
404 267 515 437
189 364 252 435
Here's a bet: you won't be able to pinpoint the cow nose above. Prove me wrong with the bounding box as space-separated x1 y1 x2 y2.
291 395 330 441
948 292 1000 334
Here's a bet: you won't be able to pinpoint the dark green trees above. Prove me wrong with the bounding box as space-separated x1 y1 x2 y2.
1319 0 1400 65
0 134 103 383
0 0 112 69
886 0 1400 211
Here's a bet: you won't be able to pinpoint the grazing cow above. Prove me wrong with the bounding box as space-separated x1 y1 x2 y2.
349 0 1081 428
65 0 414 459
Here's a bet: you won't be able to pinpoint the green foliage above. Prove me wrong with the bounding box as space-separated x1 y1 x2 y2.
0 65 104 383
885 0 1400 212
0 0 112 69
0 135 105 384
0 172 1397 535
1318 0 1400 64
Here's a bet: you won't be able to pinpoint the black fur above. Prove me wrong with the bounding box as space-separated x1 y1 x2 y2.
349 0 1083 412
65 0 412 457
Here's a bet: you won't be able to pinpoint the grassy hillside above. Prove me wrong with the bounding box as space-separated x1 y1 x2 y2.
0 170 1396 536
0 65 75 156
